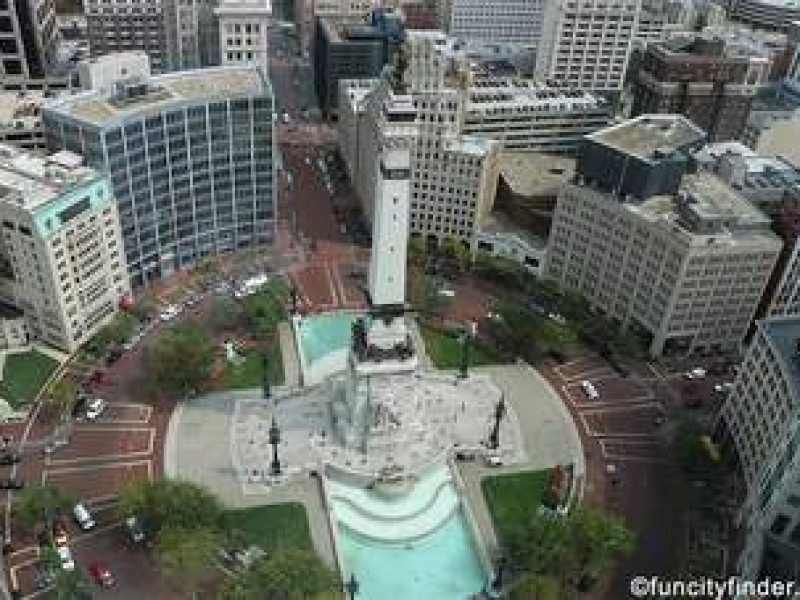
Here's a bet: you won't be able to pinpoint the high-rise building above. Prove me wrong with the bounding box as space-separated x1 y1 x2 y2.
720 0 800 32
0 0 60 83
314 12 404 118
0 144 130 352
215 0 270 69
84 0 170 73
534 0 642 93
631 34 769 142
544 115 782 356
445 0 544 45
716 314 800 581
43 65 275 287
168 0 221 70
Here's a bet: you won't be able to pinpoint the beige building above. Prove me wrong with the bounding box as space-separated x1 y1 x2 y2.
0 144 130 352
545 171 782 356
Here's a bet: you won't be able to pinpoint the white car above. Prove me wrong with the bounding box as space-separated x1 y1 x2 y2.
57 546 75 571
685 367 707 380
159 305 180 322
85 398 107 421
714 382 734 393
484 455 504 468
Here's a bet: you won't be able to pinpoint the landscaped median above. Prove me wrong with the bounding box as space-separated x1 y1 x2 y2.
0 349 60 409
418 322 502 369
481 469 551 543
225 503 313 553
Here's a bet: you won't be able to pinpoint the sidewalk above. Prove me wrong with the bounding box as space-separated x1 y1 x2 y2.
278 321 300 387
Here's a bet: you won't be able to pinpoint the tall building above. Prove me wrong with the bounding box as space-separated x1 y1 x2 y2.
0 89 53 152
314 13 404 118
84 0 170 73
534 0 642 93
631 34 769 142
168 0 221 70
544 115 782 356
215 0 270 69
721 0 800 32
43 66 275 287
716 314 800 581
0 144 130 352
0 0 60 82
445 0 544 45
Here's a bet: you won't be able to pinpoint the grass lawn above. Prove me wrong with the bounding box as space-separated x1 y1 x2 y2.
226 503 313 554
482 470 551 543
215 341 285 390
0 350 60 408
420 323 501 369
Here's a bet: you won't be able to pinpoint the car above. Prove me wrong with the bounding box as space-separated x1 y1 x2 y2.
0 452 20 466
714 382 734 394
73 503 95 530
684 367 707 380
57 546 75 571
581 380 599 400
0 479 24 490
105 348 122 365
159 305 180 321
89 561 115 587
85 398 107 421
125 515 145 543
484 455 504 468
71 395 89 419
53 520 69 547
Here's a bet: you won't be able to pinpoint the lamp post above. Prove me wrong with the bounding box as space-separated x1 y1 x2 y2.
488 394 506 450
344 573 359 600
459 321 476 379
261 352 271 399
269 417 282 476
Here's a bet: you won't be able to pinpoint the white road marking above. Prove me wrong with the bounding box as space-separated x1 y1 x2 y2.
46 428 155 466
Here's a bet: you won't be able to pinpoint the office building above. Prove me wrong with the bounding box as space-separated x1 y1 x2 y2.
544 115 781 356
717 314 800 581
0 144 130 352
720 0 800 32
43 65 275 287
215 0 270 69
631 34 769 141
445 0 544 45
0 0 59 83
314 12 404 118
0 89 53 152
167 0 220 70
84 0 170 73
534 0 642 93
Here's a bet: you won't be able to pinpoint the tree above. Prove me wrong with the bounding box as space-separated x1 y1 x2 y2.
90 312 138 354
509 574 564 600
408 235 427 263
119 479 225 538
14 484 73 533
41 548 92 600
207 297 245 335
156 525 221 598
144 324 214 396
563 507 636 587
218 548 341 600
43 377 78 419
506 512 571 576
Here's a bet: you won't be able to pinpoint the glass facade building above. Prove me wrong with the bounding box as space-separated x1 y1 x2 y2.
42 65 275 287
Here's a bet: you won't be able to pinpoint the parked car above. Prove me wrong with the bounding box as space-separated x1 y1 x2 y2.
73 503 95 530
684 367 707 380
57 546 75 571
713 382 734 394
89 561 115 587
85 399 107 421
580 380 600 401
0 453 21 466
125 515 145 543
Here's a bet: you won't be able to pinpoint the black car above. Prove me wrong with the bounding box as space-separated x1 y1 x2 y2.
0 453 20 466
0 479 24 490
105 348 122 365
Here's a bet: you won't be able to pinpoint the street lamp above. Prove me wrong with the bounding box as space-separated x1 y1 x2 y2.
488 394 506 450
344 573 359 600
269 417 282 476
459 321 476 379
261 353 271 399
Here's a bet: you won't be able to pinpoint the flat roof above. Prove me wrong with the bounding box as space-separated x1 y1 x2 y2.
498 152 576 197
0 90 50 129
680 171 772 227
589 114 706 163
45 66 268 126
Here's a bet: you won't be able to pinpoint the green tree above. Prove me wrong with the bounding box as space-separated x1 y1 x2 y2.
506 512 571 575
144 323 214 396
408 235 427 262
509 574 564 600
218 548 341 600
207 297 245 334
41 548 92 600
44 377 78 418
563 507 636 586
14 484 73 533
90 312 138 354
119 479 225 538
242 282 289 341
156 525 221 598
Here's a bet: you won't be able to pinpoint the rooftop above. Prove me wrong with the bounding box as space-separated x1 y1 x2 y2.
589 114 707 163
45 66 268 126
679 171 772 227
498 152 576 197
466 78 607 111
0 144 98 213
0 90 53 130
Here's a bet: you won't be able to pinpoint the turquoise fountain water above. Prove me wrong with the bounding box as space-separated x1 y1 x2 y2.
296 313 361 364
329 465 487 600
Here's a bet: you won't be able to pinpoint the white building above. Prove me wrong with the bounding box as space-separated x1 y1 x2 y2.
535 0 643 92
445 0 545 45
0 90 53 153
77 51 152 93
0 145 130 352
215 0 271 68
717 314 800 581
